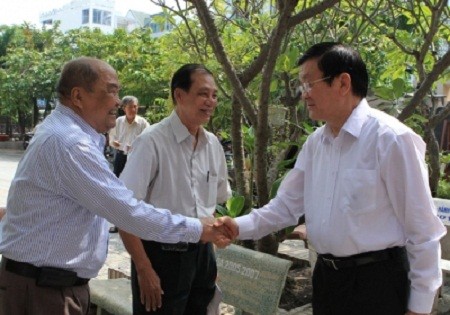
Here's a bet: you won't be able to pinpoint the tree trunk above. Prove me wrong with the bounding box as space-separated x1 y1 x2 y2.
256 233 279 255
5 115 11 137
231 96 249 207
33 99 39 127
425 127 440 196
17 109 26 137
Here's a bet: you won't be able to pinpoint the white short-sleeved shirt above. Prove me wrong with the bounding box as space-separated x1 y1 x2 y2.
120 110 231 218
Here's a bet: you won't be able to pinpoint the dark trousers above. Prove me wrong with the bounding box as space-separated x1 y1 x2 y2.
312 249 409 315
113 150 127 177
131 242 217 315
0 261 90 315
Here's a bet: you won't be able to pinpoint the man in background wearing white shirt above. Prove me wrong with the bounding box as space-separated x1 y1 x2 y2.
219 42 445 315
108 96 149 233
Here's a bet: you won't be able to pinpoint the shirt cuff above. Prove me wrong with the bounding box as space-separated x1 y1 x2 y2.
235 215 255 240
408 288 438 313
184 217 203 243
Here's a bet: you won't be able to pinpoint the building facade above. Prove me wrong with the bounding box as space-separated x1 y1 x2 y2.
40 0 116 33
39 0 172 36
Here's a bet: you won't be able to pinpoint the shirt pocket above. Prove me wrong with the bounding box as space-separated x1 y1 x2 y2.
341 169 377 214
206 174 219 207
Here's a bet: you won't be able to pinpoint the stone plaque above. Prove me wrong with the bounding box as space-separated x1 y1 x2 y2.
215 244 292 315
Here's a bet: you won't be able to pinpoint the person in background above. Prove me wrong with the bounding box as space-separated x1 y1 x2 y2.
108 95 150 233
0 57 233 315
119 64 231 314
219 42 445 315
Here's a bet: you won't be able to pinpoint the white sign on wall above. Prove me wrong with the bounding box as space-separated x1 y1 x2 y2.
435 198 450 226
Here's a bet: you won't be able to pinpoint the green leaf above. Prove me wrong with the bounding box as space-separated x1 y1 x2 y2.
215 204 228 217
227 195 245 218
269 176 285 199
270 79 278 93
392 78 406 99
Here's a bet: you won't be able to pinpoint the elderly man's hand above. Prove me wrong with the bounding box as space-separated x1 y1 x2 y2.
214 216 239 239
199 217 237 248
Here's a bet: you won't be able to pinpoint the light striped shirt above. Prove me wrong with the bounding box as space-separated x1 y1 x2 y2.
0 104 202 278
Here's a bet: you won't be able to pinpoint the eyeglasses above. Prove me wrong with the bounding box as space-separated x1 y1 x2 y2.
299 76 331 95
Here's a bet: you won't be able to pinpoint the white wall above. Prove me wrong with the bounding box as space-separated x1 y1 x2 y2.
40 0 117 34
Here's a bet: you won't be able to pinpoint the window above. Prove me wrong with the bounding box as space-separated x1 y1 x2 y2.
148 21 172 34
93 9 111 26
82 9 89 24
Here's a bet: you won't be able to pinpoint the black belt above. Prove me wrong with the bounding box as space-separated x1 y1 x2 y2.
143 241 200 252
160 242 200 252
318 246 405 270
3 257 89 286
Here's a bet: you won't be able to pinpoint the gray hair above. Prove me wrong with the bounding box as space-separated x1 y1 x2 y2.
121 96 138 107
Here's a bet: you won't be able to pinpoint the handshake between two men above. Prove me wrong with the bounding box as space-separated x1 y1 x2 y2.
199 217 239 248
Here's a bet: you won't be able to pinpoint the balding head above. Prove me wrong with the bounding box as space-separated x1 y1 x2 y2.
56 57 116 104
55 57 121 133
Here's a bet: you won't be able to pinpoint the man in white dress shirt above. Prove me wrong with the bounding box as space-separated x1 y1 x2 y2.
119 64 231 314
109 95 149 177
219 42 445 315
108 96 149 233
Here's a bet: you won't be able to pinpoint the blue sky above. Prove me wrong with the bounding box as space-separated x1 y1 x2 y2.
0 0 165 27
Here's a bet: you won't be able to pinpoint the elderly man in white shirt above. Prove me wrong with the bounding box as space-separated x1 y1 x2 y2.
119 64 231 314
219 42 445 315
108 95 149 233
109 96 149 177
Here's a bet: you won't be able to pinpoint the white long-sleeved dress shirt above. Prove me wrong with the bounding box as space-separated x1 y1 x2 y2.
108 115 149 153
236 99 446 313
0 105 202 279
120 110 231 218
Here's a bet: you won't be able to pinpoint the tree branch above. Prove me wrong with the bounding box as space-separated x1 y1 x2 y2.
189 0 258 126
398 49 450 121
288 0 340 29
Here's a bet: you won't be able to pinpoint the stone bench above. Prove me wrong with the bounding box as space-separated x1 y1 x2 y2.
90 244 292 315
215 244 292 315
89 278 132 315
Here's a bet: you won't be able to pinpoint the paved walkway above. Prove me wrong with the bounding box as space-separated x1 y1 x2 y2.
0 149 22 206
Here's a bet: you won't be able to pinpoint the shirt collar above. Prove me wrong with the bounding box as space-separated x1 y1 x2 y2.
124 116 137 125
322 98 369 141
168 110 210 145
341 98 370 138
56 104 106 149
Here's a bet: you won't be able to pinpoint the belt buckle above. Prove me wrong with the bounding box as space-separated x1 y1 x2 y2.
322 257 339 270
161 242 189 252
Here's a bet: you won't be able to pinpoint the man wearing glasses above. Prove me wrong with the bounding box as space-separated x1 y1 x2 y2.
219 42 445 315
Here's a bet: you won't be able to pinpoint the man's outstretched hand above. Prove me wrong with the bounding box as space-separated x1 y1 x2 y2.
215 216 239 239
199 217 239 248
